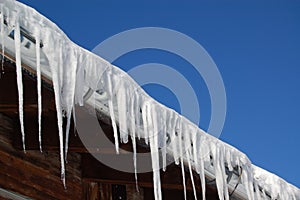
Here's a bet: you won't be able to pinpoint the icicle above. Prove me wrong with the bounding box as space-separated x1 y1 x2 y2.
74 53 85 106
52 74 66 187
64 49 77 159
162 108 167 172
191 132 199 174
192 130 202 199
178 117 187 200
262 189 267 199
225 149 233 172
117 78 128 143
241 165 255 200
220 145 229 200
107 67 119 154
171 111 179 165
198 135 206 200
64 110 71 160
185 125 197 200
141 101 149 145
211 142 230 200
247 167 255 200
35 29 42 152
148 103 162 200
214 143 229 200
14 13 25 152
135 90 141 140
58 42 64 90
49 42 66 188
0 4 5 74
254 181 261 200
130 89 138 191
72 106 77 136
53 77 66 187
211 143 224 200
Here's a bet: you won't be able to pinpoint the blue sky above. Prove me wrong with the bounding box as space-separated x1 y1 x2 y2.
19 0 300 187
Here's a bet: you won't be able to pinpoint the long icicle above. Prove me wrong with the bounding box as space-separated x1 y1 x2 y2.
149 103 162 200
241 165 255 200
117 78 128 144
220 145 229 200
35 29 42 152
135 91 141 140
52 71 66 187
65 50 77 160
162 108 167 171
171 112 179 165
141 101 149 145
51 41 66 188
64 109 72 161
14 13 26 152
107 67 119 154
130 90 139 191
185 126 197 200
192 130 206 200
178 117 187 200
212 143 225 200
198 135 206 200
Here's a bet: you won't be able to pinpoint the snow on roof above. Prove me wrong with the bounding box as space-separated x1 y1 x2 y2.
0 0 299 199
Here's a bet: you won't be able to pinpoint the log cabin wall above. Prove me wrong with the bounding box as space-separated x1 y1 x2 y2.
0 113 83 199
0 60 83 199
0 60 220 200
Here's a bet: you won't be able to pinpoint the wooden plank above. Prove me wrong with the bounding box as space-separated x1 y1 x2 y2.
83 181 100 200
143 187 219 200
0 148 82 200
0 104 42 113
100 183 111 200
0 114 83 200
12 111 86 152
0 61 54 111
82 154 220 199
0 172 56 200
81 153 219 200
82 153 186 190
126 184 144 200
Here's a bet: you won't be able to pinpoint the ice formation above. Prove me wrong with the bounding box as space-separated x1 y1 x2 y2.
0 0 299 199
34 29 42 152
13 12 25 152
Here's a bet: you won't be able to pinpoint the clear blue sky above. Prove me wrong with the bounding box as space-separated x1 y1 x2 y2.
19 0 300 187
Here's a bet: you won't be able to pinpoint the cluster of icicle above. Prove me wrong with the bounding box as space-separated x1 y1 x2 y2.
1 0 299 199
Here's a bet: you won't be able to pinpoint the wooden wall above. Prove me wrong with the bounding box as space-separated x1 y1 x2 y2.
0 113 83 199
0 60 220 200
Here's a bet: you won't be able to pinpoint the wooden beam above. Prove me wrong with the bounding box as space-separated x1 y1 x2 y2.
0 114 83 200
81 153 219 199
82 153 189 190
82 181 100 200
1 55 220 199
0 61 52 106
12 111 85 152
